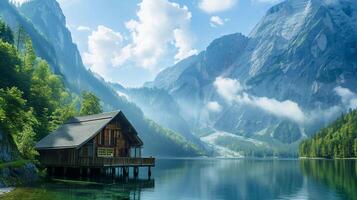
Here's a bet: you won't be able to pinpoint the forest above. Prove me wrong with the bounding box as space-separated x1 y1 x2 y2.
299 109 357 158
0 19 102 162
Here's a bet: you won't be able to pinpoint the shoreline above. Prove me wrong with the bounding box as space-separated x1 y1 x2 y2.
0 187 14 196
299 157 357 160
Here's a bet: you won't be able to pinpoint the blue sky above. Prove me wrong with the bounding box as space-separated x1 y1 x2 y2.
57 0 280 87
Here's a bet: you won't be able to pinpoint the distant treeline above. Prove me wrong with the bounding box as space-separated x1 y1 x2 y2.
299 109 357 158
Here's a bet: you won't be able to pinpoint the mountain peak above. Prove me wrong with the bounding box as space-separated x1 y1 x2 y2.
19 0 66 26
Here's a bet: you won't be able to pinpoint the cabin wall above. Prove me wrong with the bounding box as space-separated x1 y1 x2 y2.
78 119 141 158
38 149 77 166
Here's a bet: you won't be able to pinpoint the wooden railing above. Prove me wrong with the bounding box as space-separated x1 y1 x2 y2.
41 157 155 167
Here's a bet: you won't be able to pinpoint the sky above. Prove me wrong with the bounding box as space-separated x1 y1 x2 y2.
56 0 281 87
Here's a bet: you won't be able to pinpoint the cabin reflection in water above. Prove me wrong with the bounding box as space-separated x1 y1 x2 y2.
35 111 155 178
44 178 155 200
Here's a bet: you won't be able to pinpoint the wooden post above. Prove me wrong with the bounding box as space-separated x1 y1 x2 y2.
87 168 91 177
148 167 151 179
133 167 139 178
123 167 127 178
100 168 105 176
63 167 67 177
111 167 115 178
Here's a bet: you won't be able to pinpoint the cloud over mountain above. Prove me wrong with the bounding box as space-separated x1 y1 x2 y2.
214 77 306 123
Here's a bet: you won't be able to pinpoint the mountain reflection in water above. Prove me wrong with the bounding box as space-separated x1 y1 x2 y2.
2 159 356 200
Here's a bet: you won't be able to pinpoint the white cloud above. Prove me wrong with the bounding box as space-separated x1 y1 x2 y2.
214 77 306 123
210 16 224 27
83 25 124 80
214 77 243 102
77 25 91 32
199 0 236 13
173 29 198 60
335 86 357 110
307 106 342 125
207 101 223 112
242 95 306 123
213 79 357 125
118 0 197 69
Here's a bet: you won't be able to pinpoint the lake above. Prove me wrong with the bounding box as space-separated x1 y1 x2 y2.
1 159 356 200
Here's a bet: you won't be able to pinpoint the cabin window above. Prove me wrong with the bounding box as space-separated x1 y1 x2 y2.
97 147 114 157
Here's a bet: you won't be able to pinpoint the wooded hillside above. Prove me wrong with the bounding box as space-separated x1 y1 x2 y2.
299 109 357 158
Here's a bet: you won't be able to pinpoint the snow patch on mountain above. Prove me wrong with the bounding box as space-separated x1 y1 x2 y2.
9 0 32 6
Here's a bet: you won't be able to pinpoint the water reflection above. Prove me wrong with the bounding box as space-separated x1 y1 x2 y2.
3 178 154 200
300 159 357 200
2 159 356 200
147 159 304 200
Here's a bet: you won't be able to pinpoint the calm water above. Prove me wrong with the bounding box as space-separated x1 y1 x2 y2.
1 159 356 200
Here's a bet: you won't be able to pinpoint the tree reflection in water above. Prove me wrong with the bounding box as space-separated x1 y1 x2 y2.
300 159 357 200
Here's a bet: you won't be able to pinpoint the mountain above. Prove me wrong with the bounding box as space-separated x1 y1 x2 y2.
0 0 205 157
110 83 200 138
146 0 357 156
299 109 357 158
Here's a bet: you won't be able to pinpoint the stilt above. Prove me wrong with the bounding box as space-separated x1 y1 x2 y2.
111 167 115 178
63 167 67 176
133 167 139 178
123 167 127 178
148 167 151 179
87 168 91 177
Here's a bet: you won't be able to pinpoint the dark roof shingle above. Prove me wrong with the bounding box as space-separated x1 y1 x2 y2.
36 111 120 149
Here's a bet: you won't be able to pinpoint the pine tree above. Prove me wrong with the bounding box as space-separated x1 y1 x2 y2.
80 91 102 116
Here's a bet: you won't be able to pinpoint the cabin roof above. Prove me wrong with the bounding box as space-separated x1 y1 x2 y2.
35 110 143 150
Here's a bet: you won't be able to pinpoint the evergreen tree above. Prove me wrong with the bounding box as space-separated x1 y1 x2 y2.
299 109 357 158
80 91 102 116
0 19 14 44
0 21 77 159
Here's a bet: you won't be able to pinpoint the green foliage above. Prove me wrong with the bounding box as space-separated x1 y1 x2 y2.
0 23 77 160
0 41 21 89
0 159 30 169
0 87 38 160
15 26 28 50
143 119 204 156
299 109 357 158
80 91 102 116
0 19 14 44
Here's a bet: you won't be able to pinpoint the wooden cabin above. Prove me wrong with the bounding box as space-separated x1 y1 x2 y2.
35 111 154 177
